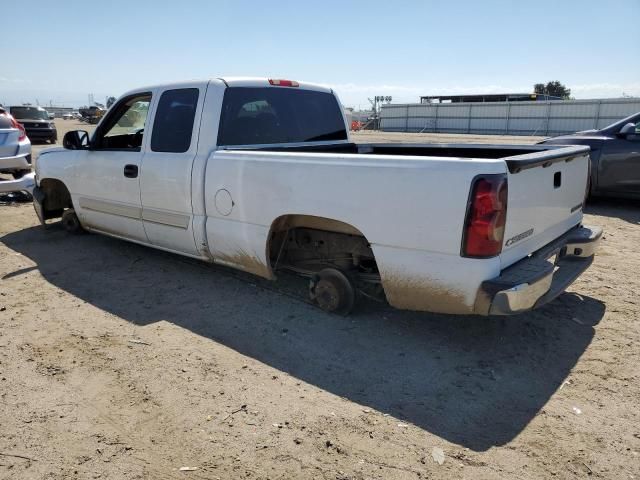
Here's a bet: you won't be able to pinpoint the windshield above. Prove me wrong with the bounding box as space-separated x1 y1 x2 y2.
10 106 50 120
600 111 640 132
218 87 347 146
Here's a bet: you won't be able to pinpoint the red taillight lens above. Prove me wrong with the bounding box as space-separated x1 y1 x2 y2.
462 175 508 258
8 115 27 141
268 79 299 87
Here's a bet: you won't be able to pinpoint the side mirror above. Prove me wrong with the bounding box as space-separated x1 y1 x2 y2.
63 130 90 150
617 123 637 137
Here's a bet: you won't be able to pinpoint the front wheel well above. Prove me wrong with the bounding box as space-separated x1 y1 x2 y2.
39 178 72 219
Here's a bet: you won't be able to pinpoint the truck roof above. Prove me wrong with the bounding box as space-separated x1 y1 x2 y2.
220 77 332 93
121 77 333 97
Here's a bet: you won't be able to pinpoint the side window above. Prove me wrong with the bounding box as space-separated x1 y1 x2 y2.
94 93 151 150
151 88 199 153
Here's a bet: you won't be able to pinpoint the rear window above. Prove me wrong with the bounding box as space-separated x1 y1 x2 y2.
217 87 347 146
151 88 199 153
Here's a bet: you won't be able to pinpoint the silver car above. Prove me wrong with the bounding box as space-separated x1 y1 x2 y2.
0 106 32 179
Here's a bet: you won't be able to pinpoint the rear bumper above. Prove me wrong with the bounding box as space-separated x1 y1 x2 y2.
477 225 602 315
0 153 31 172
26 128 57 140
0 172 35 194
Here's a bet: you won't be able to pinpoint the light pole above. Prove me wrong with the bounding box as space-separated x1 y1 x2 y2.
368 96 392 129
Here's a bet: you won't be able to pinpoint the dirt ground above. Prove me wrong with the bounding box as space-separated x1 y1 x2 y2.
1 127 639 479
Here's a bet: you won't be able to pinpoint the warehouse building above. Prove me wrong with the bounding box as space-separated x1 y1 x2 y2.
381 97 640 136
420 93 562 103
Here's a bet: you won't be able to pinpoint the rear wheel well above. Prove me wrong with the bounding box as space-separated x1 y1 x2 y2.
267 215 383 300
39 178 72 219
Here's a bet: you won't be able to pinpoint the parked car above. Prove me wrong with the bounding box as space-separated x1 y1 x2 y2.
539 112 640 199
62 112 74 120
33 78 601 316
8 106 57 144
0 106 32 179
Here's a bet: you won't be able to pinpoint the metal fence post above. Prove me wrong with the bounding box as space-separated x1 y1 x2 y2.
434 104 439 133
405 105 409 132
467 104 472 134
505 102 511 135
594 100 602 129
545 102 551 136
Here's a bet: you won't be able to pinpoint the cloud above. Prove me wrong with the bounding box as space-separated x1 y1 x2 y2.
328 83 424 94
571 83 640 97
0 77 28 84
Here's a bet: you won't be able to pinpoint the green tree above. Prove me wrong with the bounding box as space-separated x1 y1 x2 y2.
534 81 571 99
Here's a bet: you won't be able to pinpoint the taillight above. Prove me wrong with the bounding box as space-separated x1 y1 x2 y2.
268 79 299 87
8 115 27 141
462 174 508 258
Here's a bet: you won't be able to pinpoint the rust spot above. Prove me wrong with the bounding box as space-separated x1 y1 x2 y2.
380 271 473 314
213 249 273 280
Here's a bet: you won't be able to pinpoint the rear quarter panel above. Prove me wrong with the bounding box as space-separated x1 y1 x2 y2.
204 151 506 313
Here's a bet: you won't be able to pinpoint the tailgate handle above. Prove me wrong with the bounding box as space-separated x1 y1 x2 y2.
554 171 561 188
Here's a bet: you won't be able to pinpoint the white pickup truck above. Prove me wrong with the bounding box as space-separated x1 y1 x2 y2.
32 77 601 315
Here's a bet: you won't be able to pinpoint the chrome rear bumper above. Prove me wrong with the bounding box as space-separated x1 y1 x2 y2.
476 225 602 315
0 172 35 195
0 153 31 171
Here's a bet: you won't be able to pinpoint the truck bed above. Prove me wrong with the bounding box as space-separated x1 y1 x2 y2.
245 142 588 173
218 142 591 275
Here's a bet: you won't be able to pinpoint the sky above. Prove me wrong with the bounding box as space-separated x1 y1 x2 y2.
2 0 639 109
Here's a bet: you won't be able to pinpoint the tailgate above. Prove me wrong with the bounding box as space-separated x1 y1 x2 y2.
500 145 590 269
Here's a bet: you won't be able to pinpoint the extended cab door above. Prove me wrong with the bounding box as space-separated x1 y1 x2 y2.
139 85 204 255
73 92 152 242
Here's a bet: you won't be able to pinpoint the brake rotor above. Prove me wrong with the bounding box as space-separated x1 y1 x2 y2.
309 268 356 315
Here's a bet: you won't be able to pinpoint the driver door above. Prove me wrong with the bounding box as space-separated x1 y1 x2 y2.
71 92 152 242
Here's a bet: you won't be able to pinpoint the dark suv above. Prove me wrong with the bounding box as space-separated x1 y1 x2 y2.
9 106 57 144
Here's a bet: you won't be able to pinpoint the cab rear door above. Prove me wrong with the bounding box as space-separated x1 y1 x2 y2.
139 83 205 256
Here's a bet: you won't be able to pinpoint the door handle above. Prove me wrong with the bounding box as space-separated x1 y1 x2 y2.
124 164 138 178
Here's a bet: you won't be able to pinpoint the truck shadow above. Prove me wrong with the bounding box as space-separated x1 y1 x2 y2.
585 197 640 224
1 224 605 452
